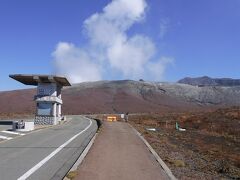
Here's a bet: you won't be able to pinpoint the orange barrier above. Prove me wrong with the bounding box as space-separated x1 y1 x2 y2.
107 116 117 122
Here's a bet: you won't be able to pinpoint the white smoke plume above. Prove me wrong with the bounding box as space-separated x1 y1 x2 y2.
52 42 102 83
52 0 173 83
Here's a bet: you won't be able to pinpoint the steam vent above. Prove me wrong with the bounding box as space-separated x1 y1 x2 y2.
9 74 71 125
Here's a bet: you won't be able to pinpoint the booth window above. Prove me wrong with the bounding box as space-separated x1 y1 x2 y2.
37 103 52 116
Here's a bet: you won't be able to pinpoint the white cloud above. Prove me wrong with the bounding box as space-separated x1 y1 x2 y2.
52 0 173 83
107 35 155 78
147 57 174 81
83 0 146 46
52 42 102 83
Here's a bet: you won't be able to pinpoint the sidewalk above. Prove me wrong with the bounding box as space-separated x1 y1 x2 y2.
75 121 169 180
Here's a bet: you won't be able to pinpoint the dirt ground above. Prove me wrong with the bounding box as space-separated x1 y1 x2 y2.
75 121 169 180
0 113 34 120
129 107 240 180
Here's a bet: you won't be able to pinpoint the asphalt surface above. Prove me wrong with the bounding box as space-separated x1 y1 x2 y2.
0 116 97 180
76 121 169 180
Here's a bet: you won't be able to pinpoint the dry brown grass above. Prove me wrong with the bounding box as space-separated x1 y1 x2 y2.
66 170 78 180
129 107 240 179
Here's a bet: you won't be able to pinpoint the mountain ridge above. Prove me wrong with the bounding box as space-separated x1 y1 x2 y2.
1 79 240 117
178 76 240 86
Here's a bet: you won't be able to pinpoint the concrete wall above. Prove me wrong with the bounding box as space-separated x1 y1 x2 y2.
35 116 58 125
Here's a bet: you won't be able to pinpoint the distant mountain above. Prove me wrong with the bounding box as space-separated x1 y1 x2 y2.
178 76 240 87
1 80 240 118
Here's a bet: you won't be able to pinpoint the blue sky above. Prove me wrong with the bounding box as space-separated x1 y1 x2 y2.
0 0 239 91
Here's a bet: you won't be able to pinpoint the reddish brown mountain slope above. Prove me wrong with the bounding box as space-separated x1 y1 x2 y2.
62 83 200 114
1 80 240 117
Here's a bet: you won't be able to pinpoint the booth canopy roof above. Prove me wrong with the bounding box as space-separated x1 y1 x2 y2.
9 74 71 86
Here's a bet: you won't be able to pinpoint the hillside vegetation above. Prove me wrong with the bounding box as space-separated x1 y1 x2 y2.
130 107 240 179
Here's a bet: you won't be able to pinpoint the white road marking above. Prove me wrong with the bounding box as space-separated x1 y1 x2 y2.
17 119 93 180
0 135 13 140
2 130 25 136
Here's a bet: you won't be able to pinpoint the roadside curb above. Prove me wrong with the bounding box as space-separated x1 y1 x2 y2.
129 124 177 180
64 132 98 180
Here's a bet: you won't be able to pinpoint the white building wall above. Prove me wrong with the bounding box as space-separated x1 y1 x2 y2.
52 103 57 117
58 104 61 117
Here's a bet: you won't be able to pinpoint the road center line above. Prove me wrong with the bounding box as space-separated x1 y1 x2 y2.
17 119 92 180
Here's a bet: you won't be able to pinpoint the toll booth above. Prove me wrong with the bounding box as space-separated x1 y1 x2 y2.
9 74 71 125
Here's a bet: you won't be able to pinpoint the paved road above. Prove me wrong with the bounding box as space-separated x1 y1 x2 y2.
76 121 169 180
0 116 97 180
0 125 12 131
